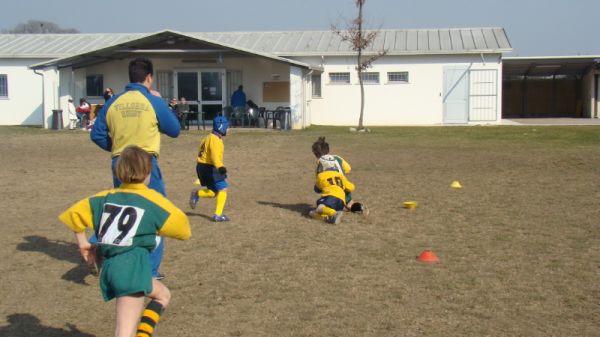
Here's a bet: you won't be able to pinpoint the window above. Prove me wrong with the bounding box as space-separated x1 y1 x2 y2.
329 72 350 84
86 74 104 97
0 75 7 98
387 71 409 83
360 72 380 84
311 74 322 97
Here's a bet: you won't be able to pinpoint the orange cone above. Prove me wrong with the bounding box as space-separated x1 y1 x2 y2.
417 250 439 263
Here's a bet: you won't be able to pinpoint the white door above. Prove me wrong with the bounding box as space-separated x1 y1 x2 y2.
469 69 498 121
443 67 469 124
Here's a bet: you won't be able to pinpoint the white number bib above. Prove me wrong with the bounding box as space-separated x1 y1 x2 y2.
97 203 145 246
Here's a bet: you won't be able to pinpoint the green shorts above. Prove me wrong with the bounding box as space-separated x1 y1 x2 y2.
99 247 153 301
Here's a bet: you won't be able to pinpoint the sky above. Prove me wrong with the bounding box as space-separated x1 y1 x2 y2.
2 0 599 56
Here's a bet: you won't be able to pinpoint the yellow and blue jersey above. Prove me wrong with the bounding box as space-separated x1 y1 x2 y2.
91 83 180 157
197 132 225 168
59 183 191 258
314 170 355 204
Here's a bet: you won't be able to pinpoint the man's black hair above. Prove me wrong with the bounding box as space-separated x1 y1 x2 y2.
129 57 153 83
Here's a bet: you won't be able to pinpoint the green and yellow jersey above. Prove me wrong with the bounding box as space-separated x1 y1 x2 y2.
316 155 351 175
197 132 225 168
59 183 191 258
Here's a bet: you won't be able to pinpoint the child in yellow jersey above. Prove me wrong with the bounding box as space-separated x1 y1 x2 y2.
189 115 231 222
310 165 355 224
59 145 191 337
312 137 368 215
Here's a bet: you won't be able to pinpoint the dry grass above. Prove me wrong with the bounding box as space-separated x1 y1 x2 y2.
0 125 599 337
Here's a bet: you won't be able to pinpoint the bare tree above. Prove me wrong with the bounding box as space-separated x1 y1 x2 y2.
332 0 386 131
2 20 79 34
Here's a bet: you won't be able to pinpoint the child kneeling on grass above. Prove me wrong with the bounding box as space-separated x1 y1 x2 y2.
59 145 191 337
309 160 356 225
312 136 368 215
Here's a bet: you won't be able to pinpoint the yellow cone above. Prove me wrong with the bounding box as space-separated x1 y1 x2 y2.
451 181 462 189
194 178 201 185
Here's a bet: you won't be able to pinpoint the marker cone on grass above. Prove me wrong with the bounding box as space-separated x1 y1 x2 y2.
417 250 439 263
451 181 462 189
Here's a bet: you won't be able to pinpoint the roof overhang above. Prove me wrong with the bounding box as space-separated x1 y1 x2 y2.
503 55 600 77
30 30 322 71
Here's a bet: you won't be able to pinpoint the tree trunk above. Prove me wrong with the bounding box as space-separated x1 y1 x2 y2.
358 57 365 130
357 1 365 130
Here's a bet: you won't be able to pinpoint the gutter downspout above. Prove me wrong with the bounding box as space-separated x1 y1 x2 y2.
305 69 314 129
33 69 45 128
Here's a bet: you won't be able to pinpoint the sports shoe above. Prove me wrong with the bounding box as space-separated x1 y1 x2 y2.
189 190 199 209
212 214 230 222
327 211 344 225
153 273 166 280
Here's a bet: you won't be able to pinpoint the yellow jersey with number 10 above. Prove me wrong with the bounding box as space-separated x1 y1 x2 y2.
315 170 355 203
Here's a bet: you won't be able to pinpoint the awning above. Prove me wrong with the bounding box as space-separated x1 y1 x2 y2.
503 56 600 77
30 29 323 71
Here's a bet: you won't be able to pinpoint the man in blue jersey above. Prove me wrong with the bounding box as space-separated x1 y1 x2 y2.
91 57 181 279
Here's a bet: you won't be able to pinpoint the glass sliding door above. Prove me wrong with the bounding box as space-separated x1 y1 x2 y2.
175 69 226 122
200 71 225 120
176 72 199 114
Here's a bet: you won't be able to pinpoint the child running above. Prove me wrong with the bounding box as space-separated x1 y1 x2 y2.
189 115 231 222
59 145 191 337
312 137 368 215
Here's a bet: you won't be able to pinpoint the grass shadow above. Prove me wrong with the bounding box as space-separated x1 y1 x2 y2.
0 313 95 337
184 212 215 222
258 201 313 215
16 235 92 285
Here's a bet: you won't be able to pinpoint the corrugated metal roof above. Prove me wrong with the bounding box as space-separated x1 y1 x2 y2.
0 28 511 59
193 28 512 55
0 33 145 58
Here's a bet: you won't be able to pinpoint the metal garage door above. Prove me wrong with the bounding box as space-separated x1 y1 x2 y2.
469 69 498 121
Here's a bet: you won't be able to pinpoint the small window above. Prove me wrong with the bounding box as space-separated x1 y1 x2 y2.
0 75 8 98
329 72 350 84
86 75 104 97
360 72 380 84
388 71 409 83
311 74 322 97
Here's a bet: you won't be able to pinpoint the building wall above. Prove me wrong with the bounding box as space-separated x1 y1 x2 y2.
582 69 595 118
75 57 292 109
0 59 47 126
1 53 503 127
294 54 503 126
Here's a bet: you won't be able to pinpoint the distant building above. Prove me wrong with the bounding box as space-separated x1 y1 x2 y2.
5 28 591 128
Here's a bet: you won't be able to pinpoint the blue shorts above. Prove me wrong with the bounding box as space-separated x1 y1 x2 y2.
197 163 229 192
316 196 344 211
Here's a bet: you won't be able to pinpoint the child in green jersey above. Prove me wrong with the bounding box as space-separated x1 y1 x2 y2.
59 145 191 337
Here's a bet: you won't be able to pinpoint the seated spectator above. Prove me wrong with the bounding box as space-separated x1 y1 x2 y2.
176 97 189 130
103 88 114 102
76 97 91 129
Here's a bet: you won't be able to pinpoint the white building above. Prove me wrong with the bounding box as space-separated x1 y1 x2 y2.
0 28 513 128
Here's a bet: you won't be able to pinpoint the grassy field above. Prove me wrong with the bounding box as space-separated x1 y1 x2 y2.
0 125 599 336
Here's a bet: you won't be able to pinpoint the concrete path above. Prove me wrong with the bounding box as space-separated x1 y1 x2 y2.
502 118 600 126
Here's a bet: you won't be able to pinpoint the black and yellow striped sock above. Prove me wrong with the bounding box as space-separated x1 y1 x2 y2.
136 300 164 337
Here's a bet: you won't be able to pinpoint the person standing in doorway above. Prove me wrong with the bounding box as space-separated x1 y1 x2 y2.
90 57 181 280
230 85 246 124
